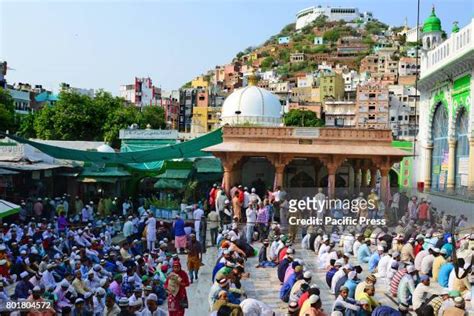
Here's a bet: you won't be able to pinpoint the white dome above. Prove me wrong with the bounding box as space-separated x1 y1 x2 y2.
97 144 115 153
221 85 282 126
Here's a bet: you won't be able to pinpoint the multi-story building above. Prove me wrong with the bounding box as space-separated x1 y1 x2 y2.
7 86 31 114
296 73 316 88
295 5 373 30
319 72 344 101
417 8 474 199
324 100 357 127
398 57 419 76
389 85 419 139
355 83 389 129
336 37 370 57
161 90 180 129
179 88 197 132
119 77 161 107
191 76 210 89
0 61 7 88
290 86 320 103
60 83 95 97
359 55 379 73
342 71 370 93
260 70 279 83
224 63 242 92
290 53 306 63
213 66 225 87
196 89 209 107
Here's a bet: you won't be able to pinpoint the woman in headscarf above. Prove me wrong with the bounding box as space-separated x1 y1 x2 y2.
164 261 190 316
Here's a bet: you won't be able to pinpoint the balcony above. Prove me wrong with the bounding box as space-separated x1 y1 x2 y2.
421 19 474 80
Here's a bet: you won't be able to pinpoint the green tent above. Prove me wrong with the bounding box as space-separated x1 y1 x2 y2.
1 128 222 164
0 200 20 218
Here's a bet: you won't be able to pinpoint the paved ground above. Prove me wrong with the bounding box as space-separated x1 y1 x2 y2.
185 238 402 316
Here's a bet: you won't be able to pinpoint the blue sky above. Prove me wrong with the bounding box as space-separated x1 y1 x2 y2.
1 0 472 94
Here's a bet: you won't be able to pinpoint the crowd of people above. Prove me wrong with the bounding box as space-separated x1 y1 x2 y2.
0 182 472 316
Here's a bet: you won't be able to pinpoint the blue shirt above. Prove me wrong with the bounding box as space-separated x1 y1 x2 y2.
372 306 401 316
368 252 381 273
174 219 186 237
344 279 359 298
357 244 371 262
438 262 454 288
441 243 453 257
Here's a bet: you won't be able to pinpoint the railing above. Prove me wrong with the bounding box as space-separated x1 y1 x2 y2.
421 19 473 78
222 126 393 141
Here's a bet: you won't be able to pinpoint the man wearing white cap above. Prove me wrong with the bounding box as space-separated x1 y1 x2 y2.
420 247 437 276
432 248 447 281
375 249 392 279
145 212 157 251
412 274 437 309
289 271 312 302
368 245 384 273
397 265 417 306
193 204 204 242
13 271 32 299
123 216 134 243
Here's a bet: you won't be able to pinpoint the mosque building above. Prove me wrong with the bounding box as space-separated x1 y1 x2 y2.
416 7 474 202
204 74 409 202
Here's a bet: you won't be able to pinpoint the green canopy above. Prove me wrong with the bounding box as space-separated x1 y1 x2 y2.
121 139 175 171
194 158 223 173
157 168 192 179
1 128 222 163
154 179 186 189
0 200 20 218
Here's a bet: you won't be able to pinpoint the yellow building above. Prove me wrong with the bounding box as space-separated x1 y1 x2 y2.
191 76 209 89
319 72 344 101
191 106 222 133
291 87 321 103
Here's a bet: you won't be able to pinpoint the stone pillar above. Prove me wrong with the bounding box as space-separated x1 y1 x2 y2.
424 143 433 192
327 163 338 199
274 164 285 190
369 168 377 188
223 165 233 195
380 166 391 205
468 138 474 195
361 168 369 188
446 139 457 193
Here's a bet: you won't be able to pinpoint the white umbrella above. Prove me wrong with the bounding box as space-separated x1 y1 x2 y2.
0 199 20 218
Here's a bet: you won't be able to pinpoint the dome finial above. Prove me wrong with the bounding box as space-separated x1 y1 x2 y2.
452 21 460 33
431 4 435 15
247 72 258 86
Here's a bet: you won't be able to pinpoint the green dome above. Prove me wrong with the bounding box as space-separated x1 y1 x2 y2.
452 21 460 33
423 6 442 33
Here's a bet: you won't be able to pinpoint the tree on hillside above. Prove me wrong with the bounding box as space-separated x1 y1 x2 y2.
260 56 275 71
280 23 296 36
140 106 166 129
284 109 324 127
0 88 16 133
365 20 388 35
323 29 341 42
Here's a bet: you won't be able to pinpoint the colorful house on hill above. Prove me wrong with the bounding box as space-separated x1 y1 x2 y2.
34 91 58 108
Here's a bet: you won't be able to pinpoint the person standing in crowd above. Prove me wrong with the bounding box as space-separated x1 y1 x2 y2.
173 215 187 254
123 216 134 244
193 204 204 242
145 212 157 251
187 233 202 283
245 202 257 243
208 208 220 246
165 261 190 316
232 191 242 222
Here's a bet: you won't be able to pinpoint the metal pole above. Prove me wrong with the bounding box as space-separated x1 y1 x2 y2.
413 0 421 159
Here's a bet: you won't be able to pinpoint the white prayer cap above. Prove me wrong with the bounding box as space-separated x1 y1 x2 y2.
147 293 158 302
20 271 29 278
308 294 320 304
303 271 312 279
406 265 416 273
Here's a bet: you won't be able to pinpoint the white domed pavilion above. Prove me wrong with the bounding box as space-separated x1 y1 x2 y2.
220 76 282 126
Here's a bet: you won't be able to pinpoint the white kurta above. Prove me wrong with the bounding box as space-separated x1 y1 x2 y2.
146 217 157 242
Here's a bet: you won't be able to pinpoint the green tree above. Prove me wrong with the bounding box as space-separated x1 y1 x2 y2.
17 112 36 138
140 106 166 129
364 20 388 35
34 91 102 140
103 105 142 147
260 56 275 71
280 23 296 36
236 51 245 59
323 29 341 42
0 88 16 132
284 109 324 127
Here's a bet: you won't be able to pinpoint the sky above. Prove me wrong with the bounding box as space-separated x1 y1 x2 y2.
1 0 473 94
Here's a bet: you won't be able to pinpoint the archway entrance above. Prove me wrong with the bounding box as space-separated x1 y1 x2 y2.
431 104 449 192
455 108 469 194
284 158 317 198
241 157 275 197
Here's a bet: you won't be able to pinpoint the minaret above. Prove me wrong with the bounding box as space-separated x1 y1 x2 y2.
421 5 443 50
